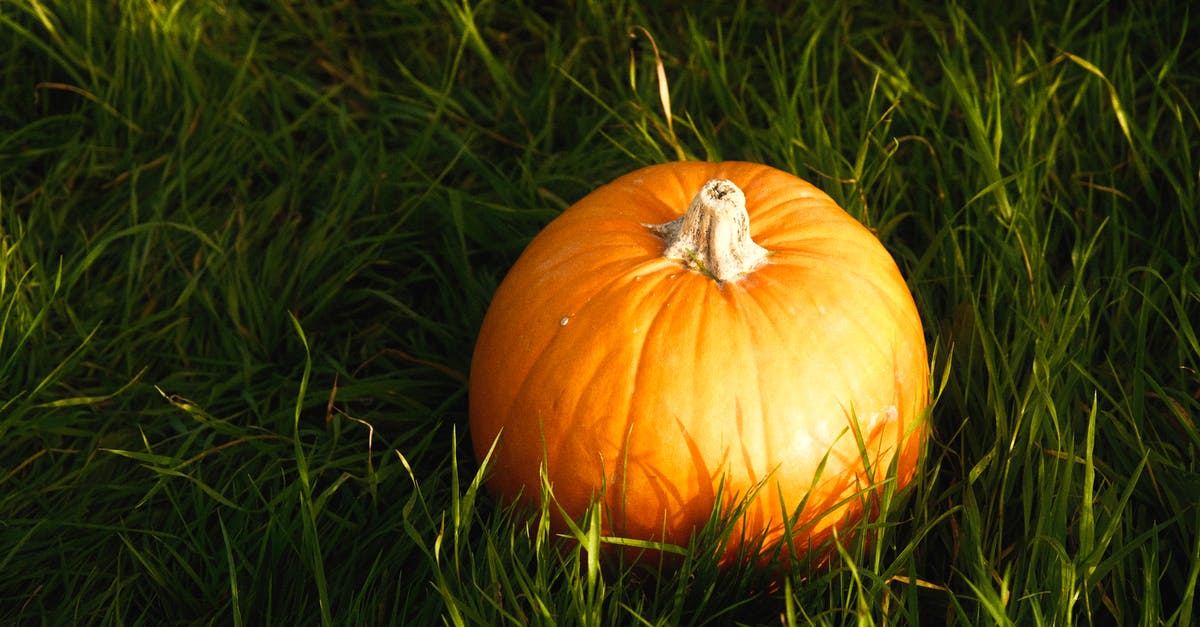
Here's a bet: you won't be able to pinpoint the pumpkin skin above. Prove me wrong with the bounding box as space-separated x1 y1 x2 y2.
469 161 928 564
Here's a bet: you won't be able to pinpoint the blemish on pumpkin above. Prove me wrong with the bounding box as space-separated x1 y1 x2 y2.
560 317 570 326
864 405 899 431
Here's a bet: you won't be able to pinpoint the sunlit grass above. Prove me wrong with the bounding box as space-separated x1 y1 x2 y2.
1 1 1197 624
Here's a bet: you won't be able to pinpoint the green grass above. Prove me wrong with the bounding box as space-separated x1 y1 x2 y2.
1 0 1197 624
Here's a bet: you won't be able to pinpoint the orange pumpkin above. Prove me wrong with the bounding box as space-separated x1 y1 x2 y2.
469 161 928 564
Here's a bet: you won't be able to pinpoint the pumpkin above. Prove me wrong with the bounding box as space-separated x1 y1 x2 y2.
469 161 928 564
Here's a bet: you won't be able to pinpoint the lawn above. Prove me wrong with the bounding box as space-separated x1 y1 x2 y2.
2 1 1197 625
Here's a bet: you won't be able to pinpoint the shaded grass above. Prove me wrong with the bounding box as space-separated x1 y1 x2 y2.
1 0 1198 624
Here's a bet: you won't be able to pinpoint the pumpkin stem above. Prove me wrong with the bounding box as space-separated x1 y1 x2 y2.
648 179 768 282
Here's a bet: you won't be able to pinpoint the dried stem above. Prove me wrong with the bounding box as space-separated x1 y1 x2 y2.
648 179 768 282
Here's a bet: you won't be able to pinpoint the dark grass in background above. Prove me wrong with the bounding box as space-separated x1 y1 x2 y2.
1 1 1197 624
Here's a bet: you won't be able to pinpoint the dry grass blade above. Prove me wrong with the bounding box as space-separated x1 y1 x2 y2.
629 25 685 160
